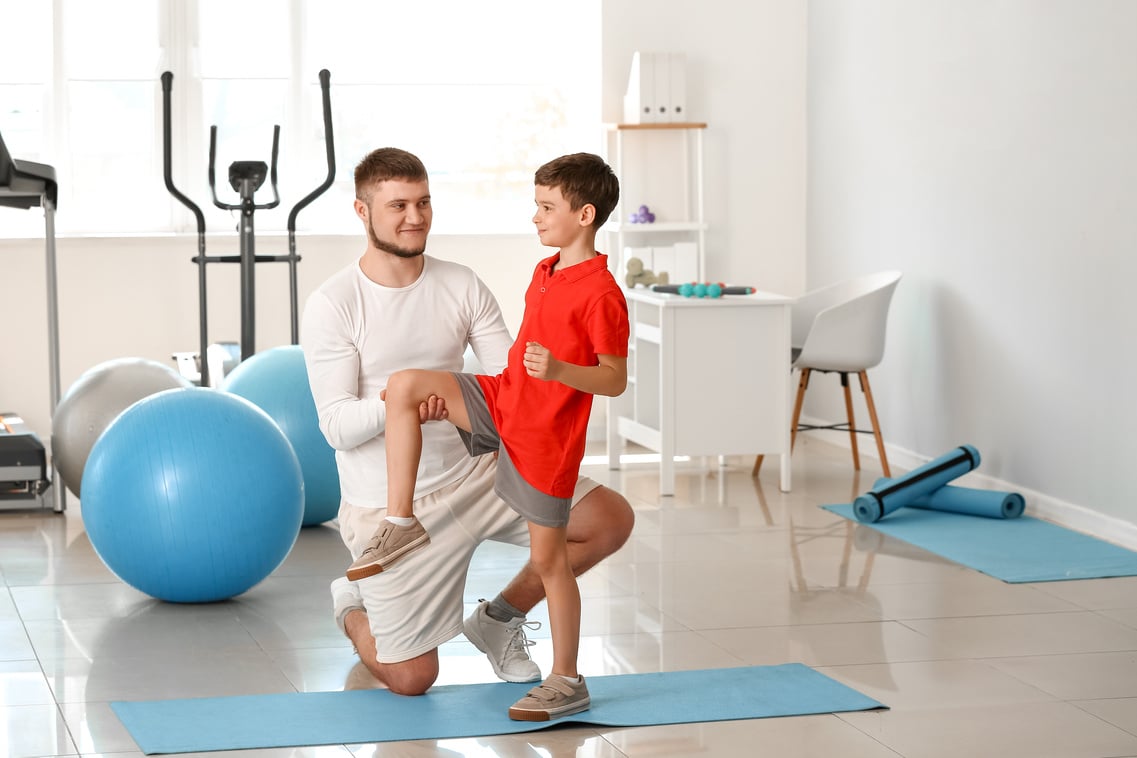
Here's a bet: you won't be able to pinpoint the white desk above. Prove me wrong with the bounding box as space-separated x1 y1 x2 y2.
607 288 793 494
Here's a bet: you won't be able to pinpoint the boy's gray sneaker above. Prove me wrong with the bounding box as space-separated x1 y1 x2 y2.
463 600 541 683
508 674 590 721
345 517 430 581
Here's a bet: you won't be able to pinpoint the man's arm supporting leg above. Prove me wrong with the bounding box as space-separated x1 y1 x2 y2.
498 485 634 615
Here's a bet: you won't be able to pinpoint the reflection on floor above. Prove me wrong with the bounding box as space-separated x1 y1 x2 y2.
3 437 1137 757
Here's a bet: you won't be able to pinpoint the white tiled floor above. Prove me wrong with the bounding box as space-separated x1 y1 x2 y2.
4 437 1137 757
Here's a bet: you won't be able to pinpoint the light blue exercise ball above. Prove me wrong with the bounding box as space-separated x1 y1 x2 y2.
81 388 304 603
221 345 340 526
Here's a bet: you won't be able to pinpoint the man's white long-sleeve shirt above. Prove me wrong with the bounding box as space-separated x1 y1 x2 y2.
300 255 511 508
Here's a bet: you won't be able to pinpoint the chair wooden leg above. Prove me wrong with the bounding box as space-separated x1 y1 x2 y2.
752 368 810 477
790 368 810 452
858 370 891 477
841 372 860 470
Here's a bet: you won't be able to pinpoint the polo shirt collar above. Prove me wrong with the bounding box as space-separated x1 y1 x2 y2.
539 252 610 283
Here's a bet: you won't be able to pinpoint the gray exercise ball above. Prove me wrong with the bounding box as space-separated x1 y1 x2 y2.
51 357 192 497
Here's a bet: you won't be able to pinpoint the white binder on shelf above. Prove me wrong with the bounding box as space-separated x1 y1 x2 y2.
668 53 687 121
651 52 671 122
623 51 657 124
671 242 699 283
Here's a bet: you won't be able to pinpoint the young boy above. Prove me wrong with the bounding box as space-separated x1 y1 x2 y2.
345 152 628 720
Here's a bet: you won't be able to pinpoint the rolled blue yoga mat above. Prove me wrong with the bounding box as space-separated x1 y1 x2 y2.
853 444 980 523
872 477 1025 519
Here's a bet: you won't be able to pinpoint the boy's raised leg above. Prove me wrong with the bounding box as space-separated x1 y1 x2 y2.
346 370 470 579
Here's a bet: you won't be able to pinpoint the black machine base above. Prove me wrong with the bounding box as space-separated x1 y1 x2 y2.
1 412 52 508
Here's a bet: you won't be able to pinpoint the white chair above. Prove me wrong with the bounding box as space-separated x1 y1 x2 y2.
753 271 902 478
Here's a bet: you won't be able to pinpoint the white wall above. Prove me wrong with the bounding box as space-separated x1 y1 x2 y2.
601 0 808 295
807 1 1137 530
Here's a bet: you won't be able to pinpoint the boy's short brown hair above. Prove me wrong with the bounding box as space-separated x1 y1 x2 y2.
354 148 428 202
534 153 620 228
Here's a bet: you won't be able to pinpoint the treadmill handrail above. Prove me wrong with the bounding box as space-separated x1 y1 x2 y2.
0 130 58 209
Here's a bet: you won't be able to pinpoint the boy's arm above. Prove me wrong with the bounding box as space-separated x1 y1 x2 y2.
522 342 628 397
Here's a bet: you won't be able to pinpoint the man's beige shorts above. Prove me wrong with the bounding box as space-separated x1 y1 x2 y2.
338 455 601 664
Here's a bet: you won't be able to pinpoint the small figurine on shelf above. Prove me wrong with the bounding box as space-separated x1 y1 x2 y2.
625 257 670 289
627 204 656 224
651 282 756 298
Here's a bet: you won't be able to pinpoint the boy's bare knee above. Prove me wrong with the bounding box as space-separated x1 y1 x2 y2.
527 550 566 579
385 370 417 402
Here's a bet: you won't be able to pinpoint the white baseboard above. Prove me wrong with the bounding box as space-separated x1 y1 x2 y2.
798 416 1137 552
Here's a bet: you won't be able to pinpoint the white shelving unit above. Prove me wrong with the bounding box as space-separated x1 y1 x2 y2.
601 122 792 495
604 122 707 282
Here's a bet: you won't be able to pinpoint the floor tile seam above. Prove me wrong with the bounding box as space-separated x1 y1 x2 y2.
1094 608 1137 631
695 618 908 634
829 711 908 756
901 608 1120 625
865 605 1108 623
1068 698 1137 740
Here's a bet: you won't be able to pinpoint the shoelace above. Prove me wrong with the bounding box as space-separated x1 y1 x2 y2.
507 620 541 658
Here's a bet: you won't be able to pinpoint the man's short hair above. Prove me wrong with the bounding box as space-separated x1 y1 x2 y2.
354 148 428 202
534 153 620 228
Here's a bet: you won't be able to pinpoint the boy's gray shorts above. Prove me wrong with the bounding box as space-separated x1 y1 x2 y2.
452 372 571 528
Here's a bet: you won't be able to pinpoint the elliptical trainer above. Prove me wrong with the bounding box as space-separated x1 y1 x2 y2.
161 69 336 386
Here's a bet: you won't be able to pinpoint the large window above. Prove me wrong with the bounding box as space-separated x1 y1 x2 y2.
0 0 601 236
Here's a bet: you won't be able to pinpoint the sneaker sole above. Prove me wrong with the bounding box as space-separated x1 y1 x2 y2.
508 697 590 722
462 615 541 683
345 534 430 581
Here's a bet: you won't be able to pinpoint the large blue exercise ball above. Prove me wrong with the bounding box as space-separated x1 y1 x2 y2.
221 345 340 526
52 357 193 497
81 388 304 603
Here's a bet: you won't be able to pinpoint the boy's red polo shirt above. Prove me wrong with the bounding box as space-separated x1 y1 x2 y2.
477 252 629 498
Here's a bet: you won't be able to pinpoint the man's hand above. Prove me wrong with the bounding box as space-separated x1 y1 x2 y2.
380 389 448 424
523 341 558 381
420 394 448 423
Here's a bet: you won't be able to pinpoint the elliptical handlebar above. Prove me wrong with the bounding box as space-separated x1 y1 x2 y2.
265 125 281 209
208 124 281 211
160 71 206 246
287 69 336 236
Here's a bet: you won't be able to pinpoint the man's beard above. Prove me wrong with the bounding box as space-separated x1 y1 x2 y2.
368 222 425 259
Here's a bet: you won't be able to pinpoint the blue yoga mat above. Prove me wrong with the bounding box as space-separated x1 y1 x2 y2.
871 478 1026 520
824 503 1137 583
111 664 884 754
853 444 980 522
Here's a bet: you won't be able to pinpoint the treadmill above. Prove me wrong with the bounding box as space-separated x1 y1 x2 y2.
0 130 63 513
